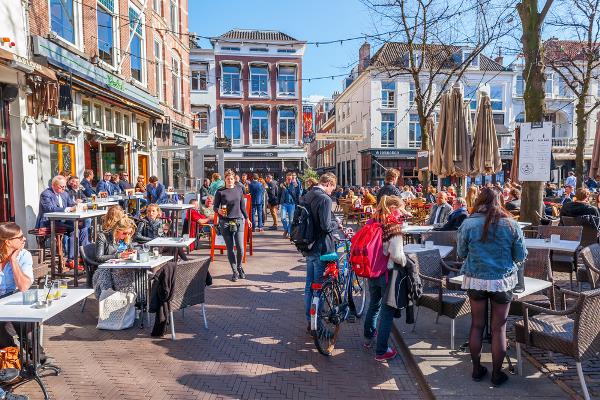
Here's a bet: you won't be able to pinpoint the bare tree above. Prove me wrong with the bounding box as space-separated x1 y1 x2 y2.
545 0 600 189
517 0 554 224
363 0 516 189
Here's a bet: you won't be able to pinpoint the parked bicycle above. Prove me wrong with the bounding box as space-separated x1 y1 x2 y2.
310 230 367 356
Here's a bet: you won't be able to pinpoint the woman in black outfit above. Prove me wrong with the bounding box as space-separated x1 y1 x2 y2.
214 169 251 281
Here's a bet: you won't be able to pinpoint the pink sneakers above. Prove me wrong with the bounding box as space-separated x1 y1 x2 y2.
375 347 397 361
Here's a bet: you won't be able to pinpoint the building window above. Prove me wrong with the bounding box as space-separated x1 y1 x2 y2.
381 112 395 147
169 0 179 35
516 75 524 97
221 47 240 51
97 1 115 65
277 49 295 54
558 76 570 97
124 114 131 136
136 121 148 143
93 104 103 129
278 65 296 96
153 0 161 14
198 110 208 134
115 111 122 134
223 108 241 145
409 82 415 105
81 100 91 126
171 54 181 111
515 112 525 123
129 6 145 83
250 48 268 52
464 84 478 110
493 113 505 125
490 85 503 111
50 0 76 44
545 73 553 96
191 64 208 91
222 64 241 95
154 40 164 101
250 65 269 96
104 108 112 132
279 108 296 145
251 108 269 145
409 114 421 148
381 81 395 108
463 50 479 68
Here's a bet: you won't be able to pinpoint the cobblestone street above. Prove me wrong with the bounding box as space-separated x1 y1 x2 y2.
14 231 424 400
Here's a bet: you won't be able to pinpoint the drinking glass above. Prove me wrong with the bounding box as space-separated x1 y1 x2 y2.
50 281 60 300
60 279 68 297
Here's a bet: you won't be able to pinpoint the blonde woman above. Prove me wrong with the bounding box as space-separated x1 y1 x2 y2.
466 185 479 212
93 217 138 299
101 205 125 232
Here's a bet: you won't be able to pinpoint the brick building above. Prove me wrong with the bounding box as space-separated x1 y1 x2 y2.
27 0 192 191
211 29 307 180
308 97 336 175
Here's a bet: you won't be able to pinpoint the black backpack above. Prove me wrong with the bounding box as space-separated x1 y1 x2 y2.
290 201 316 254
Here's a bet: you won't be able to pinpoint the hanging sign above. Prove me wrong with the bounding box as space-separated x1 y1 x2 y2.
302 105 314 143
518 122 552 182
416 151 429 170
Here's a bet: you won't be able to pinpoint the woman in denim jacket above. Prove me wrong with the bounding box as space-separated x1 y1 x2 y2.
457 187 527 386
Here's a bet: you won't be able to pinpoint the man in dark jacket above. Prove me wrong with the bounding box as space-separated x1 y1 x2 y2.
505 188 521 212
435 198 468 231
265 174 279 230
427 192 452 225
376 168 401 203
81 169 95 197
302 173 339 332
560 187 600 219
279 172 300 238
118 172 133 191
248 174 266 232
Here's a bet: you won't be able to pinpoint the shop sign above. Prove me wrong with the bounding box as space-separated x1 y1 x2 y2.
32 36 161 114
242 152 278 158
416 151 429 170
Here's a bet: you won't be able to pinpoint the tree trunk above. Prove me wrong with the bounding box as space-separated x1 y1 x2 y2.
517 0 551 224
420 115 431 190
575 99 586 189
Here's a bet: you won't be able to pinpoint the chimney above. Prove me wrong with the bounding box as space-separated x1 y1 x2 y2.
358 42 371 73
494 56 504 65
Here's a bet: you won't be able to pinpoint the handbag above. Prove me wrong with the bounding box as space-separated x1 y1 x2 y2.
514 262 526 293
0 347 21 370
97 289 136 330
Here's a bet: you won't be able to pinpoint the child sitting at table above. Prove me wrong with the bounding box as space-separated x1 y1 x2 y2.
135 204 188 261
185 199 209 251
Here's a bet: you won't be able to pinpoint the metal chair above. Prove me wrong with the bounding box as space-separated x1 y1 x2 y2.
408 249 470 349
80 244 100 289
168 257 211 340
509 248 555 316
515 288 600 400
421 230 459 262
577 244 600 291
537 225 583 288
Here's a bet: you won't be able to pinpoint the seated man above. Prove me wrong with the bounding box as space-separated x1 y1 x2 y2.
146 176 168 204
560 185 575 205
505 188 521 212
434 197 468 231
35 176 89 267
95 172 115 196
560 187 600 219
427 192 452 226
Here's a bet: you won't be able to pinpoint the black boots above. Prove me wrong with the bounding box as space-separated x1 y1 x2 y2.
237 266 246 279
230 265 238 282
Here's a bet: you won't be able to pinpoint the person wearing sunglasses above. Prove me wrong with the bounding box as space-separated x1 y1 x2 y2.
96 172 115 196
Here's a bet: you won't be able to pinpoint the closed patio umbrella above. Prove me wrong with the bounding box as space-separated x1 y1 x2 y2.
471 90 502 176
589 113 600 179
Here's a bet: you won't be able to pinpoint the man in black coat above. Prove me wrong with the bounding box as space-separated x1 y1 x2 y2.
435 197 468 231
560 187 600 219
265 174 279 230
427 192 453 226
376 168 401 203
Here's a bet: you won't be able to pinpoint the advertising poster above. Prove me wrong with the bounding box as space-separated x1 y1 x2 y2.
518 122 552 182
303 105 314 143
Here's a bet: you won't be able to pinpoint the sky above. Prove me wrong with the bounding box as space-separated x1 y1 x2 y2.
189 0 379 100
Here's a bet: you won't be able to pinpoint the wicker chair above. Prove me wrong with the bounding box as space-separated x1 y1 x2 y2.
169 257 211 340
408 249 469 349
514 288 600 400
561 216 599 249
509 248 555 316
537 225 583 288
421 231 459 262
577 244 600 291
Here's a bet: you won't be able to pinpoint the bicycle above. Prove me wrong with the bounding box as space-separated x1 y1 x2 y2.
310 230 368 356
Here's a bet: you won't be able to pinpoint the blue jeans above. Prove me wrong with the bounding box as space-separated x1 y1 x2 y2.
252 203 264 229
305 254 326 321
364 274 387 338
281 203 296 234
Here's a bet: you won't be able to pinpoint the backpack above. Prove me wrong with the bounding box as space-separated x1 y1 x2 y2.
350 221 388 278
290 202 316 254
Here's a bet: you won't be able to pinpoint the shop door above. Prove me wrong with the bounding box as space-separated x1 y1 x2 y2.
50 141 76 177
137 155 148 182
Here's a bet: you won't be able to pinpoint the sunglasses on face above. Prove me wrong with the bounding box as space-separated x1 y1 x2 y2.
9 234 25 241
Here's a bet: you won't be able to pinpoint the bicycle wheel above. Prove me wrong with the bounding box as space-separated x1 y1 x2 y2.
311 282 342 356
351 272 368 317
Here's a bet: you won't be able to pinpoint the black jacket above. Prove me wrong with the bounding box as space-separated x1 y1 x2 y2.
376 183 401 203
94 231 122 263
384 258 422 324
505 199 521 211
149 262 177 337
303 186 338 256
199 185 210 201
435 208 468 231
560 201 600 219
135 218 164 243
266 180 279 206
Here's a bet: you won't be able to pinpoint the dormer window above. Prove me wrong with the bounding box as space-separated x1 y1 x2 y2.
462 50 479 68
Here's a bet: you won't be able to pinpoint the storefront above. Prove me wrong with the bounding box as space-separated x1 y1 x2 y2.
224 150 305 181
359 148 418 187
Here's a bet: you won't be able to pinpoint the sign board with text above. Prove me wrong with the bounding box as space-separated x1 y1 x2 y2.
315 132 364 141
416 151 429 170
518 122 552 182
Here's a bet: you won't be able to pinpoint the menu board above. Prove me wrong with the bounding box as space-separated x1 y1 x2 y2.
518 122 552 182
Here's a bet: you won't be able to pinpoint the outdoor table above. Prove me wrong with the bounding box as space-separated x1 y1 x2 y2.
404 243 454 259
145 237 195 261
158 203 194 236
518 222 532 228
402 225 434 235
98 255 173 328
0 288 93 400
87 200 119 209
111 193 145 216
449 275 552 299
46 209 107 287
524 238 580 253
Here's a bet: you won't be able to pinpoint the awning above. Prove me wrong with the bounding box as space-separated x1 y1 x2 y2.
0 47 56 81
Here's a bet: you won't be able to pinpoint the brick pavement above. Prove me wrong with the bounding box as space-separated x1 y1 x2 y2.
13 230 424 400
